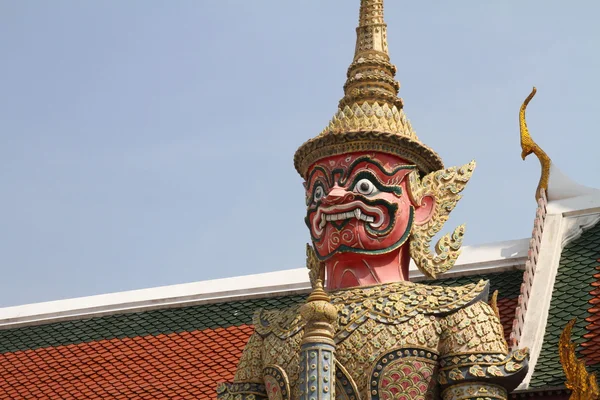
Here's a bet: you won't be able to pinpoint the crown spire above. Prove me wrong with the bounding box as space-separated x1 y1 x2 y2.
340 0 402 110
358 0 384 26
293 0 444 178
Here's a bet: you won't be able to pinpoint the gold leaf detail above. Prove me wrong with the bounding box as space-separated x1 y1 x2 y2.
490 290 500 319
559 318 600 400
306 244 323 290
469 365 486 378
407 161 476 278
487 365 504 377
519 86 551 201
320 102 415 139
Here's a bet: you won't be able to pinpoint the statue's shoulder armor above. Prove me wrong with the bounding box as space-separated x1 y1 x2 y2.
331 279 489 327
251 280 488 340
252 303 305 339
425 278 490 317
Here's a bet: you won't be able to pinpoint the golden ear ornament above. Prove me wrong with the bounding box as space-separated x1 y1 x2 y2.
306 244 324 290
490 290 501 319
407 161 476 279
559 318 600 400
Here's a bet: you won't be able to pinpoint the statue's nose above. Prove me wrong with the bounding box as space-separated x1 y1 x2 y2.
322 186 354 205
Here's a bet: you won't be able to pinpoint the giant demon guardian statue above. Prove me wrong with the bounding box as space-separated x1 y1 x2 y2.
217 1 529 399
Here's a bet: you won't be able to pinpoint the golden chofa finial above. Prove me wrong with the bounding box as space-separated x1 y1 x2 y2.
519 86 551 201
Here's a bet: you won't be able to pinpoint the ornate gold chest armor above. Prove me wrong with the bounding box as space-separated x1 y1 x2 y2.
219 280 526 400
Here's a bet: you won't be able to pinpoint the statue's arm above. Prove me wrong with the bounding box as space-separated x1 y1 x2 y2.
439 301 529 400
216 331 268 400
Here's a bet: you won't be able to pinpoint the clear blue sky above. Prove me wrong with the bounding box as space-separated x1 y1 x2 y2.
1 1 599 307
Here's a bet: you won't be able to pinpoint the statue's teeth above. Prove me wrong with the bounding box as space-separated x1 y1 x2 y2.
321 209 376 225
319 218 326 229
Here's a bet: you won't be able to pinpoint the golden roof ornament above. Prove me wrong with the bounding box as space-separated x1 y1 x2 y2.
519 87 600 203
519 86 551 201
294 0 444 178
559 319 600 400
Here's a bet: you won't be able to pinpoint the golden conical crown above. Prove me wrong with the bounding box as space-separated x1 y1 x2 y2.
294 0 443 178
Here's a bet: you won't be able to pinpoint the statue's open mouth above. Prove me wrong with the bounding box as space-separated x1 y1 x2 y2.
311 200 385 236
322 208 375 224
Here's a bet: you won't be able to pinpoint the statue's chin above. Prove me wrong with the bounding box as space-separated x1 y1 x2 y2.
323 244 411 290
313 240 409 262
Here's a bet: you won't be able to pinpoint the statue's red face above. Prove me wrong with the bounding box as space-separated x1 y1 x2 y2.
305 152 428 261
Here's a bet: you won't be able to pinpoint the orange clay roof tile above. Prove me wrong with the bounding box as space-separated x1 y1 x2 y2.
0 325 253 399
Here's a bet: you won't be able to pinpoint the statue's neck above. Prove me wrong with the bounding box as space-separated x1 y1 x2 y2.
324 246 410 291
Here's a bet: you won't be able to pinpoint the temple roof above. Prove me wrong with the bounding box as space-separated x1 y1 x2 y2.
0 268 523 399
511 161 600 393
510 85 600 395
529 220 600 387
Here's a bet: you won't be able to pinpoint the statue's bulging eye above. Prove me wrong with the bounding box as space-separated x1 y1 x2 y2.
354 178 378 196
313 186 325 202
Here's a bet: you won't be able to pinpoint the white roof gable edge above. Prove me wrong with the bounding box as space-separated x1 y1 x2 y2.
0 238 529 330
516 192 600 390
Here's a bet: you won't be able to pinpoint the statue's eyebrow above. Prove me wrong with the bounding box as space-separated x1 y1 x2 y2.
306 166 332 189
339 156 416 185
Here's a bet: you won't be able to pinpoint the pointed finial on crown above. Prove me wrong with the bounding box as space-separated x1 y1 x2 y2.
340 0 402 110
294 0 444 179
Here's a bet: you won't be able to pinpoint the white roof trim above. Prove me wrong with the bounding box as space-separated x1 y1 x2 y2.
547 191 600 218
0 238 528 330
517 207 600 390
547 163 600 202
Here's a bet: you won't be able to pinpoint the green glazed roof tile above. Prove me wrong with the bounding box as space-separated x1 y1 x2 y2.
0 270 521 354
529 220 600 388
